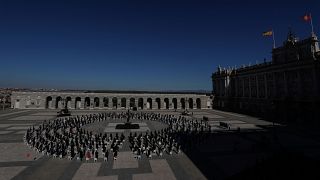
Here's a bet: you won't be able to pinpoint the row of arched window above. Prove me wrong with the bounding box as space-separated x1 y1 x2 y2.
45 96 202 109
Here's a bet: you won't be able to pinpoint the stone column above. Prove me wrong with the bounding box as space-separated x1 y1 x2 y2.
169 98 174 109
177 98 181 109
160 98 165 110
90 98 94 109
117 98 121 109
201 97 207 109
163 98 167 110
52 97 56 109
152 98 157 110
143 98 148 109
99 97 104 109
185 98 189 109
80 98 85 109
70 98 75 109
108 98 112 109
135 98 138 108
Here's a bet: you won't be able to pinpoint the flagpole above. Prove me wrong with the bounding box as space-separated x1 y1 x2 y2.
272 29 276 49
310 13 315 35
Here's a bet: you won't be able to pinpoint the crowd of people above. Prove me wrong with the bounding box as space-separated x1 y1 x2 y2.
24 111 212 162
129 113 212 158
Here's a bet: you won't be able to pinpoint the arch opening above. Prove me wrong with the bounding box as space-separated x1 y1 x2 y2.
46 96 52 109
164 98 169 109
196 98 201 109
180 98 186 109
156 98 161 109
75 97 81 109
84 97 90 109
189 98 194 109
172 98 177 109
130 98 135 108
147 98 152 109
66 97 72 109
138 98 143 109
94 97 100 108
121 98 126 108
103 97 109 108
112 97 117 109
56 96 62 109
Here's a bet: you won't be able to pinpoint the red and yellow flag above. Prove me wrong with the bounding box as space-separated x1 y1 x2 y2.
263 30 273 36
303 13 312 22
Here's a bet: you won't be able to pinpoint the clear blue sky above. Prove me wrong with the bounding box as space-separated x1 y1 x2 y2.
0 0 319 91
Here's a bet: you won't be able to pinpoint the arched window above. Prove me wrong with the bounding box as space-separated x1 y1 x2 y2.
164 98 169 109
130 98 135 108
112 97 118 108
94 97 100 108
172 98 177 109
180 98 186 109
121 98 126 108
196 98 201 109
189 98 194 109
46 96 52 109
138 98 143 109
147 98 152 109
84 97 90 109
156 98 161 109
103 97 109 107
75 97 81 109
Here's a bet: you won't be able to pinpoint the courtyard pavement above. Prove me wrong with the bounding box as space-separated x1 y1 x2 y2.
0 109 319 180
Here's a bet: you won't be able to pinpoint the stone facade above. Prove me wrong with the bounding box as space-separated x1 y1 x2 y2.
11 91 212 110
212 32 320 123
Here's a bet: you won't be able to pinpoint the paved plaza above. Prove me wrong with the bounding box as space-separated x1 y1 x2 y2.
0 109 320 180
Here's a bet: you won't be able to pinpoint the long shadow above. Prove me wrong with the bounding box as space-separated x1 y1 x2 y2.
174 126 320 180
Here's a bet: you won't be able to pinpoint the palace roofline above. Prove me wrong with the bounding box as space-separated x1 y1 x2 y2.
213 32 320 76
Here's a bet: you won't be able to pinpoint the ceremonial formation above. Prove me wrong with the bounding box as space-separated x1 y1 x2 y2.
24 112 212 162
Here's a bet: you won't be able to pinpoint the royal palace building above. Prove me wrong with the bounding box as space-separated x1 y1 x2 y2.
212 32 320 123
11 90 212 110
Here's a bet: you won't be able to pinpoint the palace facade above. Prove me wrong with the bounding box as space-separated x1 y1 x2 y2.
11 90 212 110
212 32 320 123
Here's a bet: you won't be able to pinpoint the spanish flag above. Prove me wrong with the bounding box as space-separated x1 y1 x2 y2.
263 30 273 36
303 13 312 22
